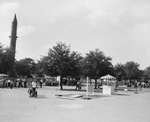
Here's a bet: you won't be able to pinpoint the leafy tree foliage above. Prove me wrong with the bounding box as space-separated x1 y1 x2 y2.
35 59 45 77
0 45 14 75
0 43 3 54
114 63 126 81
124 61 140 84
143 66 150 80
136 70 144 81
40 42 82 89
15 58 36 77
82 49 114 89
0 43 4 73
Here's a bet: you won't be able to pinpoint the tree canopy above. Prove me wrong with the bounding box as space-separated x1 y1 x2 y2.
82 49 114 88
114 63 126 81
1 41 150 86
0 45 15 75
39 42 82 89
143 66 150 80
124 61 140 81
15 58 36 77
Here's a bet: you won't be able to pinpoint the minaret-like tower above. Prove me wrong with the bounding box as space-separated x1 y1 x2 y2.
9 14 18 77
10 14 18 50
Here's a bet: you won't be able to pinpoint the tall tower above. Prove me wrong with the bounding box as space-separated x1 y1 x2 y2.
9 14 18 77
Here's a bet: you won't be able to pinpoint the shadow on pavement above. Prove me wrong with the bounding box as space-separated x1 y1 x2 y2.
60 89 86 92
37 95 48 99
87 94 109 99
112 93 130 96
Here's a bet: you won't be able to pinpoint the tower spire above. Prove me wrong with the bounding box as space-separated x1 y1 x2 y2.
9 14 18 77
10 14 18 50
13 14 17 22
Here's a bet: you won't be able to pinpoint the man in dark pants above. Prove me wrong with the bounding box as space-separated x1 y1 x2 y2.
40 79 43 88
31 80 37 95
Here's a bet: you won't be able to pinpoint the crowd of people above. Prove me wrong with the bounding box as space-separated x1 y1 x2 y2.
0 78 43 89
0 78 44 98
126 80 150 88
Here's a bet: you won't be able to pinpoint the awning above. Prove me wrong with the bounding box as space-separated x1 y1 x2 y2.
101 74 116 85
101 74 116 80
0 74 9 78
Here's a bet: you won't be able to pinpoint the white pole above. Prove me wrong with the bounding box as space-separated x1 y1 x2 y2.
56 76 61 96
86 77 89 98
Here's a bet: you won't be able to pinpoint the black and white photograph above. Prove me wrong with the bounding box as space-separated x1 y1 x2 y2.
0 0 150 122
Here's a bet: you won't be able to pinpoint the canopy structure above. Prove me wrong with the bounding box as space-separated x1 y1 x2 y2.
0 74 9 78
101 74 116 80
101 74 116 86
26 74 39 78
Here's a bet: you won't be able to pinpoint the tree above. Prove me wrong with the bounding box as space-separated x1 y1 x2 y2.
143 66 150 80
15 58 36 77
82 49 114 89
0 46 15 75
0 43 3 54
124 61 140 85
114 63 126 81
35 59 45 77
0 43 4 73
40 42 82 89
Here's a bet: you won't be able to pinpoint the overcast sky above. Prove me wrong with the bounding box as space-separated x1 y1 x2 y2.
0 0 150 69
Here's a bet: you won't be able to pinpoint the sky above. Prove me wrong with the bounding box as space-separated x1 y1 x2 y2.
0 0 150 69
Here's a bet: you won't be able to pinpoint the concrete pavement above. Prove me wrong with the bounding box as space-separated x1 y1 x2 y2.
0 86 150 122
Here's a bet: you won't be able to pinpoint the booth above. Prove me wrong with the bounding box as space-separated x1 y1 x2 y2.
101 74 116 95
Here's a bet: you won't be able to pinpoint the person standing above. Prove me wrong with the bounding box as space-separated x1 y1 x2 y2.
2 79 6 88
31 80 37 93
10 79 13 89
7 79 11 88
40 79 43 88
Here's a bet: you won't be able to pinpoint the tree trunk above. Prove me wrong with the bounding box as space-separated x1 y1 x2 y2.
89 78 92 85
94 78 97 89
129 78 132 87
60 76 63 90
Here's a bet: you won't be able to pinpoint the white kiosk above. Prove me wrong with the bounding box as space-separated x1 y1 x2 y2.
101 74 116 95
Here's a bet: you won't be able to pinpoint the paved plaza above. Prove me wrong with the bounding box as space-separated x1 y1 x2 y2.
0 86 150 122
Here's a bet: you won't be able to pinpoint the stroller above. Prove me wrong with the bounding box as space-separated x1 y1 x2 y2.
28 87 37 98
